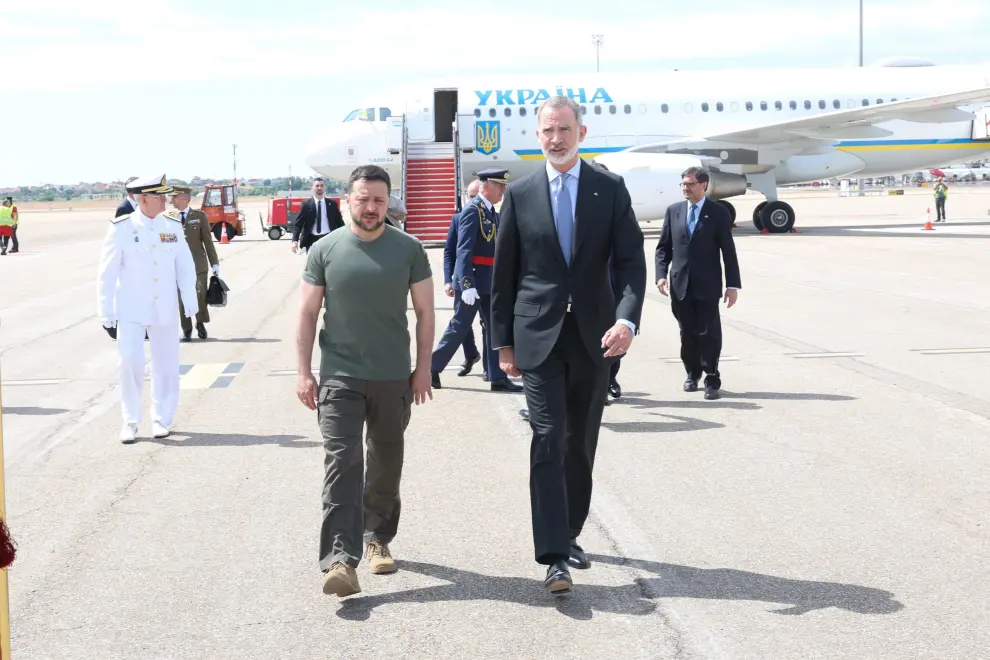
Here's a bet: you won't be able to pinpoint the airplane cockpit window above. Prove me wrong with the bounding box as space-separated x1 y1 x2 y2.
343 108 376 122
379 107 392 120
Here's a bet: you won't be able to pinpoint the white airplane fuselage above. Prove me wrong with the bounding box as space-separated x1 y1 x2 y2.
305 63 990 222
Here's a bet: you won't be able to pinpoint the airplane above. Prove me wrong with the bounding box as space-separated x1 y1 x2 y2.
304 58 990 234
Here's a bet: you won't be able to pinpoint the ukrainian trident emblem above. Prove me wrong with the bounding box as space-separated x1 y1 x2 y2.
475 121 500 155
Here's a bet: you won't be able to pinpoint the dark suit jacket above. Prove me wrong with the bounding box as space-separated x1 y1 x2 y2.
292 197 344 250
491 160 646 370
115 198 136 218
443 214 458 286
655 197 741 301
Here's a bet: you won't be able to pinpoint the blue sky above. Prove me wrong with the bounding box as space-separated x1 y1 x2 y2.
2 0 987 187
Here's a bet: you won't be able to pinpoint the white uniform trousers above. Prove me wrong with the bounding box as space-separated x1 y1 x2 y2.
117 321 180 426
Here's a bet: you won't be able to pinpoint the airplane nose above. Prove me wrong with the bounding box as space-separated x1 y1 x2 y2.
304 121 379 179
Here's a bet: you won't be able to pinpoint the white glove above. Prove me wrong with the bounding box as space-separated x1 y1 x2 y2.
211 264 219 276
461 288 479 305
100 317 116 328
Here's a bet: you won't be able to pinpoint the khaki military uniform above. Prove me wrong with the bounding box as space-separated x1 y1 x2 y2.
176 208 219 334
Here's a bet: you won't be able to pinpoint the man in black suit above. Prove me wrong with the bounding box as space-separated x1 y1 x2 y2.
491 95 646 597
655 166 741 400
115 177 139 218
291 177 344 253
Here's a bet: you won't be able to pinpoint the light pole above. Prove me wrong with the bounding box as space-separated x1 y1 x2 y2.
232 144 238 186
858 0 863 66
592 34 603 72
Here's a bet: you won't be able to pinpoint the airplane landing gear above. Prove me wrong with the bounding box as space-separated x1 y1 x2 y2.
752 201 767 231
717 200 736 226
759 200 796 233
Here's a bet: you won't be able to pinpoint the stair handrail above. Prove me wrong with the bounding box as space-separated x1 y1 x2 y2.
400 115 409 205
452 120 463 212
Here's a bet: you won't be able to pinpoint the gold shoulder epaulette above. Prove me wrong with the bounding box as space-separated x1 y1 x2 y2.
111 213 132 224
163 210 182 223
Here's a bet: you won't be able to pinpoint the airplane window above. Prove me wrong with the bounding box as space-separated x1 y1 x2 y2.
862 99 868 106
760 101 767 110
379 107 392 121
519 107 527 116
489 108 496 117
504 108 511 116
661 103 668 113
891 98 897 102
746 101 753 111
789 100 796 110
876 99 883 104
716 102 724 112
580 105 587 114
804 100 811 109
474 108 481 117
819 100 826 109
594 105 601 115
609 105 616 114
344 109 360 122
623 104 631 113
774 101 782 110
833 99 841 109
701 102 709 112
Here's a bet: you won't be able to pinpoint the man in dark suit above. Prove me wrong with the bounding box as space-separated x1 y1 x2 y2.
491 96 646 596
291 177 344 253
115 177 139 218
655 166 741 400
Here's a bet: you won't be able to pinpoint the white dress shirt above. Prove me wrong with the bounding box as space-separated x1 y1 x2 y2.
312 196 329 236
97 210 199 326
545 161 637 334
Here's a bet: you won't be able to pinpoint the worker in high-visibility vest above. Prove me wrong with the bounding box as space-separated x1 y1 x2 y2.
933 177 949 222
0 199 14 255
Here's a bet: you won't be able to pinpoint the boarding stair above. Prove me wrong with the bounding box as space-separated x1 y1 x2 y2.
402 140 458 244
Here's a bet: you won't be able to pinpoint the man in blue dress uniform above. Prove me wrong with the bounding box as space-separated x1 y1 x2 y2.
443 179 485 379
430 168 522 393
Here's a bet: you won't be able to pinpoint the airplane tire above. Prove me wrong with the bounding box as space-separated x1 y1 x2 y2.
752 201 767 231
717 200 736 224
760 201 796 233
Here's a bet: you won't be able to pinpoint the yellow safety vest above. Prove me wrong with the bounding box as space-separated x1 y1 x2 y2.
0 207 13 228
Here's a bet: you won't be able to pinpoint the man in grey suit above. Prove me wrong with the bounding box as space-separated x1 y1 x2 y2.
491 95 646 597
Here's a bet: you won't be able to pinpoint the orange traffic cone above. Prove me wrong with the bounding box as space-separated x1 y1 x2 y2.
922 207 934 231
220 223 229 244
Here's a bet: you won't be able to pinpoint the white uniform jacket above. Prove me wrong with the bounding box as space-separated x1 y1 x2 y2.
97 210 199 326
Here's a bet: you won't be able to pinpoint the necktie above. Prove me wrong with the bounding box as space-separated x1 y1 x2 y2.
687 204 698 238
316 201 324 233
180 211 186 225
555 173 573 264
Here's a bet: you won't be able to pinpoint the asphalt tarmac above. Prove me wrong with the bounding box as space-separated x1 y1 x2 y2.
2 188 989 659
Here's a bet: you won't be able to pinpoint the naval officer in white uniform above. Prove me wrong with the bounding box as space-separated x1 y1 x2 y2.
97 174 199 443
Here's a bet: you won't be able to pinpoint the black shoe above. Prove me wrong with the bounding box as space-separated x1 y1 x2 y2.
196 322 207 339
544 561 572 596
458 354 480 376
604 393 611 406
519 408 530 421
704 386 720 400
181 332 192 342
431 372 441 389
684 377 699 392
490 378 523 392
567 540 590 569
608 379 621 399
482 372 489 382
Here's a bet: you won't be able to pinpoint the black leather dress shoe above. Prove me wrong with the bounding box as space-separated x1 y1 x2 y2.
704 386 720 400
608 380 621 399
196 322 208 339
519 409 529 421
490 378 523 392
567 540 590 569
458 354 480 376
431 372 441 389
683 377 699 392
544 561 572 596
181 332 192 342
482 372 489 382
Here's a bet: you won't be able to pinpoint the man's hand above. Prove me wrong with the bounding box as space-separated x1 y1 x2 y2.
657 279 669 296
297 370 318 411
499 347 521 377
291 242 299 254
443 283 454 297
602 323 633 358
723 289 739 308
461 288 479 305
211 264 219 276
410 367 433 405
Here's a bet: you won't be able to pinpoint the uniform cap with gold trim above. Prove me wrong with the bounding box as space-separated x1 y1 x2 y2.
171 185 195 195
476 168 509 184
125 174 174 195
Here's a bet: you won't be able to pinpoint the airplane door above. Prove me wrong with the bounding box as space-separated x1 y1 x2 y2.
406 96 434 141
386 116 403 153
457 114 476 153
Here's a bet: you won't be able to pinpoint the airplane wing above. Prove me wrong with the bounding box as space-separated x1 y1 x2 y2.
625 86 990 153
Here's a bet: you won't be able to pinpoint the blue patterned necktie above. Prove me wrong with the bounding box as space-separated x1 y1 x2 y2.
687 203 698 238
556 173 574 264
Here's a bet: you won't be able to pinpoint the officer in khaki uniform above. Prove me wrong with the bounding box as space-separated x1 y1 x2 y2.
171 186 220 340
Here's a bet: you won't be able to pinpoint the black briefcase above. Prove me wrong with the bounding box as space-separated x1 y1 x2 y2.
206 275 229 307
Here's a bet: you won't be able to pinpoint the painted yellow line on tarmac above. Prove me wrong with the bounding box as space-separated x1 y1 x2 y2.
2 379 69 386
180 364 230 390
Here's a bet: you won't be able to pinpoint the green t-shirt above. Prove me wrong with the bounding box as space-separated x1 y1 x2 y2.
302 225 432 381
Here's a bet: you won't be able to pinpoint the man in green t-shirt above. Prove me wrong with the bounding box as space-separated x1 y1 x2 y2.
295 164 435 598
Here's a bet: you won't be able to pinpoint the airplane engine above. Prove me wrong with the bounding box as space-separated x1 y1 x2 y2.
591 151 747 221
